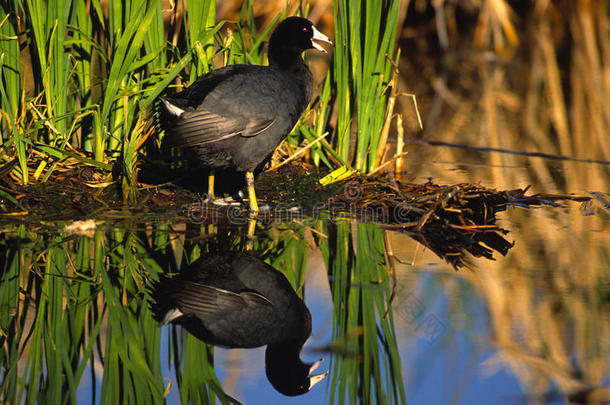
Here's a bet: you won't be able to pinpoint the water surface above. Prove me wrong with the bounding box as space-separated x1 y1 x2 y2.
1 150 608 405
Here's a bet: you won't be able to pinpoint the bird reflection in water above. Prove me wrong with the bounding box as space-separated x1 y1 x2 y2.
150 252 327 396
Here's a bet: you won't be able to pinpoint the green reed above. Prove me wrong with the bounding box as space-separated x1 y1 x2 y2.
327 0 401 172
319 221 406 404
0 227 167 404
0 0 404 193
1 1 29 184
0 0 218 184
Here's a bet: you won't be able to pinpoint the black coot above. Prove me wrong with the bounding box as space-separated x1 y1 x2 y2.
150 252 327 396
158 17 332 214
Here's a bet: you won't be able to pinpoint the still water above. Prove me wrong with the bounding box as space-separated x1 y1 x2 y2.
1 148 608 404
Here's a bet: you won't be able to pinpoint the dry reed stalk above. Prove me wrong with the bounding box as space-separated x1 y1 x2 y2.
539 25 570 158
270 132 329 170
375 75 399 168
473 0 518 54
395 114 405 176
481 66 506 186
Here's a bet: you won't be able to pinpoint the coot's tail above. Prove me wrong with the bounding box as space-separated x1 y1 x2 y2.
153 93 190 148
148 275 184 325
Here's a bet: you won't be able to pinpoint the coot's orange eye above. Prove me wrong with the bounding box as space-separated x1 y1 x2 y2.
302 27 308 32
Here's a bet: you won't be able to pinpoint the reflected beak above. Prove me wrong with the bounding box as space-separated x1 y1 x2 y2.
308 358 329 389
311 25 332 53
309 358 324 374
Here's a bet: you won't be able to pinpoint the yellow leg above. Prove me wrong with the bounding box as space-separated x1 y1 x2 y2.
246 217 256 251
207 170 215 201
245 171 258 215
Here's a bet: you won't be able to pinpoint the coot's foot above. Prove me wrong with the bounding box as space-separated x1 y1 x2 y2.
204 190 271 213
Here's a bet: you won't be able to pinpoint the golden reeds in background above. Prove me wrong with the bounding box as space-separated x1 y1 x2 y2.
385 1 610 401
397 0 609 191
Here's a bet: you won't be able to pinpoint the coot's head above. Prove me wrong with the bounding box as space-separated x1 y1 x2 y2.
266 354 328 396
268 16 332 67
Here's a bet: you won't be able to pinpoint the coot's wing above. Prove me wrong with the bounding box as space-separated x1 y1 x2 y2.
164 109 275 148
163 67 285 148
161 279 273 320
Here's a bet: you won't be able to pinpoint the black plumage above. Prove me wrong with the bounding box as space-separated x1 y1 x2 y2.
158 17 332 213
150 252 327 396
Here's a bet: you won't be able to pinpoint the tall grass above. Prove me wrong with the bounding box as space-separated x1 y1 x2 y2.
329 0 402 172
321 221 406 404
0 224 213 403
0 0 223 188
0 0 408 196
0 1 28 183
2 0 608 194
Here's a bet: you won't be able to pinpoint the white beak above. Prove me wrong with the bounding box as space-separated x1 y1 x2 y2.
308 357 329 389
311 25 333 53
